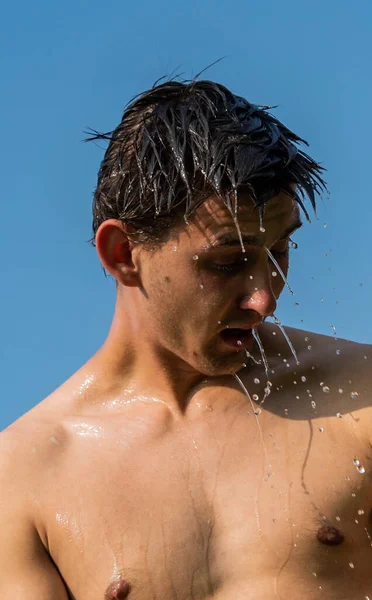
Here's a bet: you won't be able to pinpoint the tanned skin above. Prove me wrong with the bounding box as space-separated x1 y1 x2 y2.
0 192 371 600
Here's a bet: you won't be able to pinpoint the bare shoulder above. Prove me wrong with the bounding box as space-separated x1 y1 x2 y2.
247 324 372 426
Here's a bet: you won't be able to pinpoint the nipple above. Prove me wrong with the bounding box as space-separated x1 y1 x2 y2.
105 579 131 599
316 525 344 545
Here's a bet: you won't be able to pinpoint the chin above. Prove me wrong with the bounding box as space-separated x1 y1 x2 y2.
194 352 247 377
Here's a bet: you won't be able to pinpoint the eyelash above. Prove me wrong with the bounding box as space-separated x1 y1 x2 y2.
212 247 289 274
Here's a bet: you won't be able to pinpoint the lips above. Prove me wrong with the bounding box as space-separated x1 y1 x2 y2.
220 328 254 349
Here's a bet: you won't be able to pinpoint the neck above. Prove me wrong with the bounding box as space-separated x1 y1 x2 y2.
90 292 207 414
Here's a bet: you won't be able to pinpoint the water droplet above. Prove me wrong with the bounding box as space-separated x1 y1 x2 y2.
217 320 222 324
336 412 342 418
193 254 199 260
301 376 307 382
349 562 354 569
296 396 300 400
200 284 204 289
172 245 177 252
312 572 317 577
358 509 365 515
260 226 266 232
293 380 297 385
252 394 259 402
272 271 277 277
353 458 360 466
311 400 317 409
351 391 359 399
284 408 289 415
338 388 343 394
357 465 366 474
322 386 330 393
254 408 261 415
295 301 299 306
291 241 298 249
319 427 324 432
272 331 276 335
254 378 260 384
323 223 327 228
267 381 272 387
304 337 309 342
336 349 341 355
237 340 242 346
335 516 341 521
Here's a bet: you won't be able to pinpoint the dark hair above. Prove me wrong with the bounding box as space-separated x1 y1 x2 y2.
87 80 326 245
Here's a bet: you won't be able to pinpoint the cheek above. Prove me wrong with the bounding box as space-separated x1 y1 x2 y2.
270 258 289 297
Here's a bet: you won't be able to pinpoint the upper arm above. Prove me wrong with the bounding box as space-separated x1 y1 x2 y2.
0 431 69 599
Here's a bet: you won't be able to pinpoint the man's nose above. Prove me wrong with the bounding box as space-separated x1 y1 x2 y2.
238 269 277 318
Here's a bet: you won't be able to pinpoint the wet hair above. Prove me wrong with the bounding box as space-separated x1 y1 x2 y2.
86 79 326 246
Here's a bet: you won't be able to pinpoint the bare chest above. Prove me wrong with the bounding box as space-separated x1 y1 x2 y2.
43 407 372 600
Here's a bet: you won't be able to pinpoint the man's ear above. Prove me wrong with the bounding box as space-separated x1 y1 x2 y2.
95 219 141 287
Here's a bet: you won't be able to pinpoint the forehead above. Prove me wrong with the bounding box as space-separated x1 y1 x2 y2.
187 191 298 242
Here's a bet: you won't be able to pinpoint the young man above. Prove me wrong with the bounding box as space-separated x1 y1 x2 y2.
1 80 371 600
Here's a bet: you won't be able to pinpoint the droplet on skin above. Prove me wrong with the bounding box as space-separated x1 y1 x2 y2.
349 562 355 569
338 388 343 394
336 350 341 355
253 378 260 384
200 284 204 289
301 376 306 382
358 509 365 515
319 427 324 432
351 391 359 399
311 401 316 409
357 465 366 474
353 458 360 466
260 226 266 233
272 271 277 277
252 394 259 402
336 412 342 418
193 255 199 261
322 386 330 393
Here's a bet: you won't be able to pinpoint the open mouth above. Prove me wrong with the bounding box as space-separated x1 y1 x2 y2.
219 328 254 349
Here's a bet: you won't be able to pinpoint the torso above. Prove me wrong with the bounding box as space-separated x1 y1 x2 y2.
5 326 372 600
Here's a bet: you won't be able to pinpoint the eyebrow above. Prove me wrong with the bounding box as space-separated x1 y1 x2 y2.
202 218 303 250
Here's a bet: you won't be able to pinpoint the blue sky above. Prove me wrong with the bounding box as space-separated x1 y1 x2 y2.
1 0 371 429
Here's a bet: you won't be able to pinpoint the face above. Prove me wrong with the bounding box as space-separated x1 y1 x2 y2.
136 192 302 376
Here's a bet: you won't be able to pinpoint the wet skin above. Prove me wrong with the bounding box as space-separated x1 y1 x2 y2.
1 193 372 599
